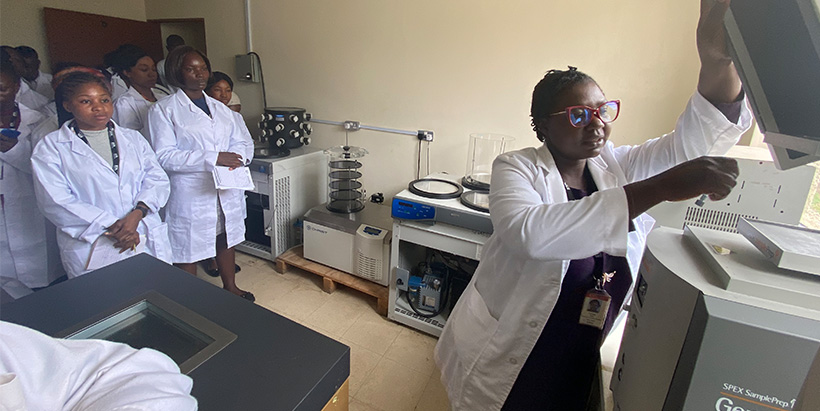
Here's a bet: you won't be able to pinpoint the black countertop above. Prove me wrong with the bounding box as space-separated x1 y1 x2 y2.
0 254 350 411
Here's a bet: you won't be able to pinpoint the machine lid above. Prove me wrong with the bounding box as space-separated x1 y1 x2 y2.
324 145 368 159
462 175 490 191
460 190 490 213
408 178 464 199
254 146 290 159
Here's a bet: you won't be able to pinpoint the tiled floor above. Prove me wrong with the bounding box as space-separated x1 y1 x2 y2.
200 251 617 411
199 252 450 411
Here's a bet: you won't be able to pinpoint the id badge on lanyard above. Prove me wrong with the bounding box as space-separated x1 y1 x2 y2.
579 271 615 330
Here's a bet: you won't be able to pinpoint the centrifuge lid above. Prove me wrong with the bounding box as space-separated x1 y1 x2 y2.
460 190 490 213
408 178 463 199
462 175 490 191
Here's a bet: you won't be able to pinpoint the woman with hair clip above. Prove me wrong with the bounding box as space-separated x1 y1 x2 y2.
31 71 172 278
435 1 752 410
148 47 255 301
111 45 160 139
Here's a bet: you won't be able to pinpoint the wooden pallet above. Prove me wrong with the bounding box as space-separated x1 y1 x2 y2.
274 245 389 316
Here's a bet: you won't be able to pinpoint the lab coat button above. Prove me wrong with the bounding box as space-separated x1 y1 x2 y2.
528 321 538 328
509 358 518 365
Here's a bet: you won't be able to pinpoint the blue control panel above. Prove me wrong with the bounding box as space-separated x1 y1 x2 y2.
392 198 436 220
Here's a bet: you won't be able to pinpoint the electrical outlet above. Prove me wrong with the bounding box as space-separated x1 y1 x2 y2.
417 130 434 142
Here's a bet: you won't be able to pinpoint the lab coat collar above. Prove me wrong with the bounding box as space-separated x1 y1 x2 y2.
58 120 131 160
533 142 617 189
173 88 217 118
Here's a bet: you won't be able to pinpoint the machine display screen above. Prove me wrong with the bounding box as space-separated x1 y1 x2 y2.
364 226 382 235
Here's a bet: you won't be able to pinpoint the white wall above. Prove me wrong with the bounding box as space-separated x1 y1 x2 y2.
146 0 741 199
0 0 147 71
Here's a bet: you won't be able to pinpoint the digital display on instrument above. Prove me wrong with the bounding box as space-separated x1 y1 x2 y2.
363 226 382 235
392 198 436 220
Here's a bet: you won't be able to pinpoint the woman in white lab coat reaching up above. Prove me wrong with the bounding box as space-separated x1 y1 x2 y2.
31 71 172 278
435 1 751 409
148 46 255 301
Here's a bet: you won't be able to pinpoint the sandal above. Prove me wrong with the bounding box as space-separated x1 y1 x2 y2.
240 291 255 302
204 264 241 278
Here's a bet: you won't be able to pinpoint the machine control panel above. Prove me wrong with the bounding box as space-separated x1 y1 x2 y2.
391 198 436 220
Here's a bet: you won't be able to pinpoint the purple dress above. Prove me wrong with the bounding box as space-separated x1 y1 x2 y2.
502 173 633 410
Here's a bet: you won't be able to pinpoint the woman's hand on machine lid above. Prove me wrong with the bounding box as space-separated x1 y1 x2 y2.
217 152 243 170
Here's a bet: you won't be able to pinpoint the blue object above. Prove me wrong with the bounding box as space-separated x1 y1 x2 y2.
391 198 436 220
0 128 21 139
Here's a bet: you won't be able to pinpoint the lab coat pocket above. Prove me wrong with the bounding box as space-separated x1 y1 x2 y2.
451 285 499 373
145 221 172 264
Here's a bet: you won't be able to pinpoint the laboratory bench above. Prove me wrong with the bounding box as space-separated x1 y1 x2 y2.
0 254 350 411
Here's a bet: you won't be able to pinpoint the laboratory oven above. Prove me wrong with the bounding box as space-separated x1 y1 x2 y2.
238 147 327 261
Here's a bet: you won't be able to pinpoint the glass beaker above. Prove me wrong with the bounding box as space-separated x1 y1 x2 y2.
463 133 515 190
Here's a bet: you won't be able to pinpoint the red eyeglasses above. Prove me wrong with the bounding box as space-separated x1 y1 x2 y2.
548 100 621 128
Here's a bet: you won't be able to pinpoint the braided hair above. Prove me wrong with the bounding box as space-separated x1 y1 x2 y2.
55 71 111 126
530 66 597 142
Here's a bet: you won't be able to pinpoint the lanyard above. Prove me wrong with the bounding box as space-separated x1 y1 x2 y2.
70 120 120 175
1 103 20 130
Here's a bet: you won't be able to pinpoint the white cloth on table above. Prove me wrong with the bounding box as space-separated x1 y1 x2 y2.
0 321 197 411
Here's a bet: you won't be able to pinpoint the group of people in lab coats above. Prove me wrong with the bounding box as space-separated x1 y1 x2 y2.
1 41 256 302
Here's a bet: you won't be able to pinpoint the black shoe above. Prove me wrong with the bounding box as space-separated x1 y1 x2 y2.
240 291 255 302
205 264 241 277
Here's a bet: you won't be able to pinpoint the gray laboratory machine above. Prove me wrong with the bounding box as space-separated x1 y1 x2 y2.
611 226 820 411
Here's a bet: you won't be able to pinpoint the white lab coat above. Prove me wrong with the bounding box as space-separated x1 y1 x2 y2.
15 82 55 118
0 321 197 411
23 71 54 101
31 121 172 278
110 73 129 101
0 104 61 290
434 92 752 411
113 86 156 140
148 89 253 263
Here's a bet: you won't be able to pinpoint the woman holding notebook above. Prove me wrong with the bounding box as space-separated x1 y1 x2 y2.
148 46 254 301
